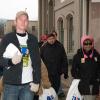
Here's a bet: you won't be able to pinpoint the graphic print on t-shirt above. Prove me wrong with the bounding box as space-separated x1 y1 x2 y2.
20 45 29 67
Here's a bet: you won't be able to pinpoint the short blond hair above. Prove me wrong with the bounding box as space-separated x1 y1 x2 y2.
16 11 29 19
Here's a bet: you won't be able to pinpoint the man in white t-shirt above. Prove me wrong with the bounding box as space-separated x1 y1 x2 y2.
0 11 41 100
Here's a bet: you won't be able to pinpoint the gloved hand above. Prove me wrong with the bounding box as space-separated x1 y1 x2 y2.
12 52 22 65
64 73 68 79
30 82 39 93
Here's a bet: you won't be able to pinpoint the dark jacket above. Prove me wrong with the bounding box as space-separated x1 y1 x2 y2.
71 48 100 95
40 40 68 77
0 32 41 85
0 67 3 76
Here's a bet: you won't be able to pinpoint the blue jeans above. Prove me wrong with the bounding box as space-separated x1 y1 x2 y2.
3 84 34 100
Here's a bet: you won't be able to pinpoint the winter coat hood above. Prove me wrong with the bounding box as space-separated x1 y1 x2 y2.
81 35 94 59
81 35 94 48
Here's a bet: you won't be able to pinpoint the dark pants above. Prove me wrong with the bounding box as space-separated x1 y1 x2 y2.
48 73 60 93
34 95 39 100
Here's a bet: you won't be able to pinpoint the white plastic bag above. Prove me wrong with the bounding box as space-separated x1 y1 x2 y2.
3 43 21 58
66 79 83 100
39 87 58 100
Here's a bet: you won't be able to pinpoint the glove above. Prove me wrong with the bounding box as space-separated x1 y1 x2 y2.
64 74 68 79
12 52 22 65
30 82 39 93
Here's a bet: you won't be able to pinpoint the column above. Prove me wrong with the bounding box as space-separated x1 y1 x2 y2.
82 0 87 35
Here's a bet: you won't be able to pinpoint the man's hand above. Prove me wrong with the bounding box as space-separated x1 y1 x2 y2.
12 52 22 65
30 83 39 93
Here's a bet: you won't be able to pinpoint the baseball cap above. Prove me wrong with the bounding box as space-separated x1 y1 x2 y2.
16 11 29 19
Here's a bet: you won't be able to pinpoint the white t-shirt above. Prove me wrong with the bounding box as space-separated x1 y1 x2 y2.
16 34 33 84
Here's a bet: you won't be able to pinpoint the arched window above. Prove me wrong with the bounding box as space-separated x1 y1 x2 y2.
66 14 74 53
57 18 64 44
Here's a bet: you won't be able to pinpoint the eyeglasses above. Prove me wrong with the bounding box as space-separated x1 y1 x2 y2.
83 42 92 45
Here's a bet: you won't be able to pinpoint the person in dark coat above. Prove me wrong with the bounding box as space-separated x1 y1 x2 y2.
38 34 47 48
71 35 100 100
0 38 3 98
40 33 68 94
52 30 66 97
0 11 41 100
